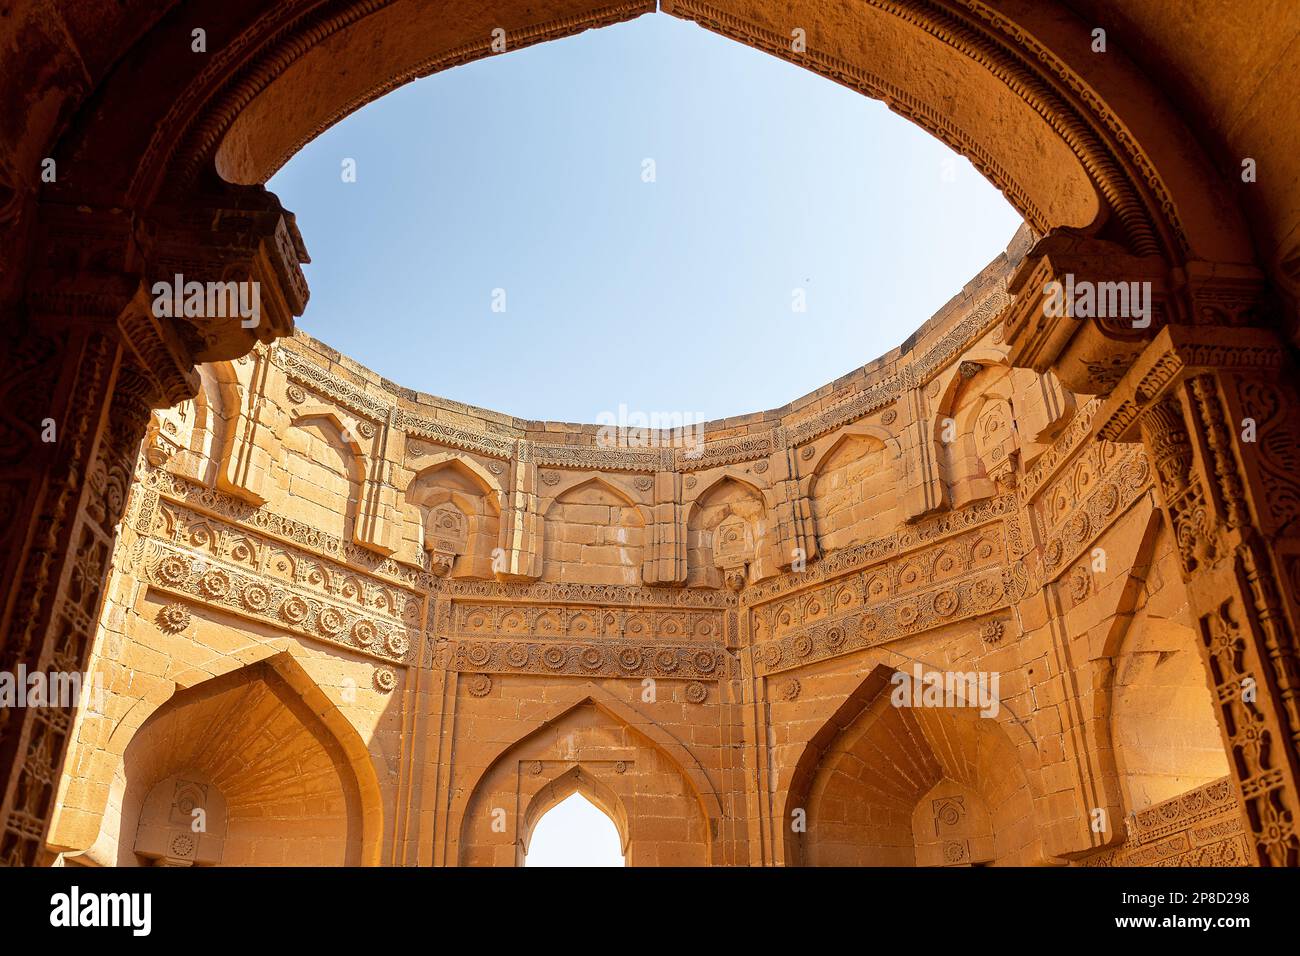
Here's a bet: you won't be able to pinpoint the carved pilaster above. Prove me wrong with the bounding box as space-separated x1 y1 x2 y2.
496 440 543 581
216 346 273 504
774 439 817 570
0 323 155 864
900 379 948 522
0 185 308 865
643 471 687 586
353 408 401 555
1103 324 1300 866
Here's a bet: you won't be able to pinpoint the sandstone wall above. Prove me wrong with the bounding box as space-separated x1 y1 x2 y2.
44 228 1242 866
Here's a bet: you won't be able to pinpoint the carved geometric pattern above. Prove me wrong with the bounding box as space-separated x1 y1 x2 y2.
453 602 724 642
1079 778 1250 867
145 542 413 665
453 639 733 680
742 496 1017 609
752 570 1010 676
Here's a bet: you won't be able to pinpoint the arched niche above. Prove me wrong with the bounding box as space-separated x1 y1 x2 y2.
279 407 366 542
541 476 647 586
782 665 1039 867
808 429 900 552
405 457 502 578
935 361 1018 508
686 474 772 589
103 657 381 867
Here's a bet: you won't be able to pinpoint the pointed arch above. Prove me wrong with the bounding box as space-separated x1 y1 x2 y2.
518 764 630 863
58 651 384 867
450 681 721 865
288 404 367 460
802 423 901 484
686 468 774 512
405 452 504 504
933 352 1013 424
778 663 1039 866
541 472 648 520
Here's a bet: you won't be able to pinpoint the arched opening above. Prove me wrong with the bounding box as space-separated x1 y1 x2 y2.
782 665 1040 867
87 657 380 867
4 0 1297 874
455 690 718 867
521 766 628 868
524 794 625 867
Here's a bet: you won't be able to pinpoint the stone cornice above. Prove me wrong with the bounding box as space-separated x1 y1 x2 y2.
272 281 1012 473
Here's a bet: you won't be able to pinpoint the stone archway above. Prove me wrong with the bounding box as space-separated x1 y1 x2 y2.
55 655 384 867
517 764 630 866
453 685 719 866
780 663 1040 867
2 1 1300 868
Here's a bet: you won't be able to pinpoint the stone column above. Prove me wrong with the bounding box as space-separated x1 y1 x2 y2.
1098 325 1300 866
1002 230 1300 865
0 298 182 865
0 187 308 864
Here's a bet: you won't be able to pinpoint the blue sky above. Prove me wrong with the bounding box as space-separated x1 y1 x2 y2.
268 13 1021 424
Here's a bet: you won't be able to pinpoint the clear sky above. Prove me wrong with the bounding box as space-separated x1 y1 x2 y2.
524 793 625 867
267 13 1022 425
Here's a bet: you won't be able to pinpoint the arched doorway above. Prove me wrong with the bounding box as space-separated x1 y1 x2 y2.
521 767 628 867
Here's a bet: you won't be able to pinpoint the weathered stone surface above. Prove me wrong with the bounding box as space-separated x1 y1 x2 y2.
3 0 1299 867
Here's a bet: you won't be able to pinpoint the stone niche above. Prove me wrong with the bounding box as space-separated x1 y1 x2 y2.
133 775 228 867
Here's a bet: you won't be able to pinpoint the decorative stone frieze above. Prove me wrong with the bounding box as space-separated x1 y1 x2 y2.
145 541 414 665
454 639 733 680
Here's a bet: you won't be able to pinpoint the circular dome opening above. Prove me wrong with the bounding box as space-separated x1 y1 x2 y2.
267 15 1022 424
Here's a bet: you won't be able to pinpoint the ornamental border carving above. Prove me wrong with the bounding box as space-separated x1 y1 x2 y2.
138 462 435 590
148 497 424 623
741 494 1017 609
752 569 1011 677
1017 398 1099 501
1039 445 1152 581
453 639 735 680
145 541 414 665
452 603 725 643
1078 777 1248 867
269 282 1008 479
440 578 734 610
276 346 392 421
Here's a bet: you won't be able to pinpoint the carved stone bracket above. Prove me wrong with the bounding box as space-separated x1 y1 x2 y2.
1003 231 1168 395
140 184 309 364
